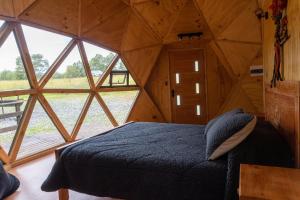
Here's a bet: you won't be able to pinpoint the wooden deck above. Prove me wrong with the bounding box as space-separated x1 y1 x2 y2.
6 154 121 200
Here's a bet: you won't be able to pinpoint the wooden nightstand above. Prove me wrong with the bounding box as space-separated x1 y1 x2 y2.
239 164 300 200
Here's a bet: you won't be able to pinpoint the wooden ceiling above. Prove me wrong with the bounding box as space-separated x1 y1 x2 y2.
0 0 263 119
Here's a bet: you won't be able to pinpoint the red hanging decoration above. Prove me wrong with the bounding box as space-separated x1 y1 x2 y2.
269 0 290 87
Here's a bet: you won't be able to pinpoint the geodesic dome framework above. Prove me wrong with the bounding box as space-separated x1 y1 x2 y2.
0 21 142 165
0 0 263 165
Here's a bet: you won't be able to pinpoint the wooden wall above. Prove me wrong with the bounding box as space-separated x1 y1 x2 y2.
145 40 233 122
263 0 300 82
262 1 300 166
0 0 264 123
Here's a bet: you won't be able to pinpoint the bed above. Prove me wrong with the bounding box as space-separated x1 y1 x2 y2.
41 119 293 200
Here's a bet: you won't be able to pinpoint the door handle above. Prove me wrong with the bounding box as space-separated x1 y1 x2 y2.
171 89 175 97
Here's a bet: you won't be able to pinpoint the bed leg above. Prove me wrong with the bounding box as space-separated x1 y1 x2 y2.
58 189 69 200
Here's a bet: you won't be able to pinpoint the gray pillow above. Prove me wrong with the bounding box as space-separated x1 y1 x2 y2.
206 113 257 160
204 108 244 135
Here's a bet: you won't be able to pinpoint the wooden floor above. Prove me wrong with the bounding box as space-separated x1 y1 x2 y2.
6 154 120 200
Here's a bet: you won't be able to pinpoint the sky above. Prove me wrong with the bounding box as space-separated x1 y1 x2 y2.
0 20 115 73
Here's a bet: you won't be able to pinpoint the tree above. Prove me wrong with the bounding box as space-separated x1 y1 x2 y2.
31 54 49 78
104 53 115 66
89 52 116 72
53 72 64 79
0 70 16 80
114 59 127 71
15 57 26 80
89 54 106 71
64 61 85 78
15 54 49 80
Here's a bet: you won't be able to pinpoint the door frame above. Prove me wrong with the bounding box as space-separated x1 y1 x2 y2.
168 48 209 124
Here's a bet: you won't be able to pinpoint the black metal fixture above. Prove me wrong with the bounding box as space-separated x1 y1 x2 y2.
177 32 203 41
255 8 269 20
109 70 129 86
100 70 137 88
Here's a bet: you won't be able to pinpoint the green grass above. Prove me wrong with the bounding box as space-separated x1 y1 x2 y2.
0 79 30 91
45 77 90 89
0 77 93 91
0 76 136 91
0 78 139 150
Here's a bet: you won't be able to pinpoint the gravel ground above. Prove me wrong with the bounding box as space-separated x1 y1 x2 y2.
0 91 138 157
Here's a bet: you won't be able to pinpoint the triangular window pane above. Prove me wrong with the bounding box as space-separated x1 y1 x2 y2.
17 101 65 159
0 33 30 91
101 59 137 87
45 93 88 133
0 20 4 28
100 90 139 124
22 25 72 80
45 45 90 89
83 41 116 84
0 95 29 153
77 98 113 139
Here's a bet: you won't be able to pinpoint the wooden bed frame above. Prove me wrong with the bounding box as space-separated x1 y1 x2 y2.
55 122 133 200
55 80 300 199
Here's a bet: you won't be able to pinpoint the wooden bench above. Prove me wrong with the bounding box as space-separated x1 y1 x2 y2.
0 99 24 134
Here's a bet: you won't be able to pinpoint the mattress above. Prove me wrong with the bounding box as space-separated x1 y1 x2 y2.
42 122 227 200
42 120 293 200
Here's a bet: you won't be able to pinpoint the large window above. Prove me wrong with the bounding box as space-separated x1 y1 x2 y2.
101 59 137 88
0 21 139 164
84 41 116 84
0 32 30 90
22 25 72 80
45 45 90 89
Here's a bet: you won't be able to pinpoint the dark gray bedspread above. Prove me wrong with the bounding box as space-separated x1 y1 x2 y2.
41 121 293 200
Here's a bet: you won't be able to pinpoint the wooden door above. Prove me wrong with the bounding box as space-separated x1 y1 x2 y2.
169 49 207 124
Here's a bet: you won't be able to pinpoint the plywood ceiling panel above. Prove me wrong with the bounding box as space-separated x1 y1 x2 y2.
131 0 153 3
218 0 261 43
82 7 130 52
164 0 213 44
19 0 79 35
121 12 161 51
123 45 162 87
127 90 165 122
220 86 258 114
257 0 264 8
241 53 263 113
195 0 250 37
0 0 14 17
81 0 128 35
13 0 37 17
241 75 263 114
145 47 171 122
217 40 261 77
206 46 233 118
133 0 187 39
121 0 130 5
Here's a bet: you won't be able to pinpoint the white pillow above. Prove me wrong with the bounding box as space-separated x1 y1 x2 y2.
206 114 257 160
